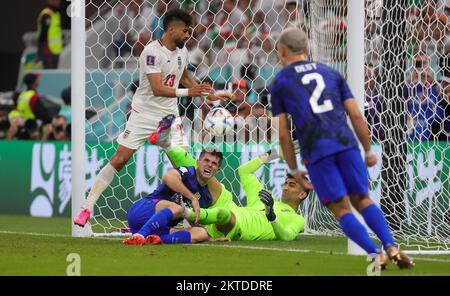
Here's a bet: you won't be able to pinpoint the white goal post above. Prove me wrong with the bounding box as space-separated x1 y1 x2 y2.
72 0 90 237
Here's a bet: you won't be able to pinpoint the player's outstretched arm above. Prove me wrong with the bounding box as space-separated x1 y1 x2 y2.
270 215 305 241
162 169 199 223
343 99 376 167
237 145 296 207
237 156 265 207
277 113 312 190
147 73 213 98
259 189 304 240
179 69 201 91
180 69 234 101
277 114 299 172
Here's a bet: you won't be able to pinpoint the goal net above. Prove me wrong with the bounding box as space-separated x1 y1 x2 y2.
298 0 449 252
78 0 449 252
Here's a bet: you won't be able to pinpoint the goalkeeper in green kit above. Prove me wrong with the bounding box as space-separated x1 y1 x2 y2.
146 126 309 243
201 148 309 241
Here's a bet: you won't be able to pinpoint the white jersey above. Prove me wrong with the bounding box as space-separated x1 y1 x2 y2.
132 40 189 115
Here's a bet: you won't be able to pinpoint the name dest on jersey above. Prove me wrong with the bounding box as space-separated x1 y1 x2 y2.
294 62 317 73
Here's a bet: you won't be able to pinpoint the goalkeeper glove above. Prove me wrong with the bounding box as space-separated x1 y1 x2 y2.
260 148 279 163
261 140 301 163
259 189 276 222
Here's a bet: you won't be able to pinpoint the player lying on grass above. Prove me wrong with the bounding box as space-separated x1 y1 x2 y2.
123 115 240 245
174 147 308 242
74 8 232 228
127 150 308 245
157 115 309 241
123 145 224 245
124 115 308 244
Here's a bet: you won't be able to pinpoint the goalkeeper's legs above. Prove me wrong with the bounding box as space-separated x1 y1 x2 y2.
351 194 415 269
165 144 197 167
74 145 135 227
184 207 232 225
184 207 236 237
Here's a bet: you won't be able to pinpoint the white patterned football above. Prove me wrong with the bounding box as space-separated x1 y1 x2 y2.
203 107 235 136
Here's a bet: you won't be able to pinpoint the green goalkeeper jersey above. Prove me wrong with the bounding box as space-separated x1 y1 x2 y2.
166 144 305 241
271 201 305 241
235 156 305 241
227 202 304 241
207 156 305 241
206 194 305 241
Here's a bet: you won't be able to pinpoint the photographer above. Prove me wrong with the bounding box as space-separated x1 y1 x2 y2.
404 53 444 141
42 115 68 141
15 119 40 140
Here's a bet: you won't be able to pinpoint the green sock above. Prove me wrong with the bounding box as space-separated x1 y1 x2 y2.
185 207 231 225
166 144 197 167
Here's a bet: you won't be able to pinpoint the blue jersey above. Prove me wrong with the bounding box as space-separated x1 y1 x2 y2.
270 61 358 164
145 166 213 209
404 82 444 141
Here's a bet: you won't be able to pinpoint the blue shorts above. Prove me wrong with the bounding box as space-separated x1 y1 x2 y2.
127 198 170 235
306 149 369 205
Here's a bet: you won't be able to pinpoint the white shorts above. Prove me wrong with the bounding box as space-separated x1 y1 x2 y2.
116 110 188 150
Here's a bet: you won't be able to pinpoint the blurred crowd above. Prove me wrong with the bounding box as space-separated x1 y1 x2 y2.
99 0 449 143
0 73 72 140
364 0 450 142
3 0 449 143
104 0 304 143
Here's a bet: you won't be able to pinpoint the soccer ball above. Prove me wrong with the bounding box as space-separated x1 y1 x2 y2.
204 107 234 136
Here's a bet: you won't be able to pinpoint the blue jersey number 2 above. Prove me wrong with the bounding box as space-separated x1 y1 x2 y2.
301 73 333 114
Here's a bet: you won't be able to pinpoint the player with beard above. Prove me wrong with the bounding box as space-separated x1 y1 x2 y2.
74 8 231 227
123 148 224 245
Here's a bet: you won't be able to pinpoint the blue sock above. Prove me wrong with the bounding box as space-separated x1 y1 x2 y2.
138 208 173 237
339 213 381 254
160 231 191 244
361 204 396 250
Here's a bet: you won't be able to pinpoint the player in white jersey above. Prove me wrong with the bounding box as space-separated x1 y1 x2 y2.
74 8 231 227
120 37 190 149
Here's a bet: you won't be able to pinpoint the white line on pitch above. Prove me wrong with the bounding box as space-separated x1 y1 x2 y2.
411 257 450 263
190 243 450 263
2 230 450 263
193 242 345 255
0 230 123 241
0 230 70 237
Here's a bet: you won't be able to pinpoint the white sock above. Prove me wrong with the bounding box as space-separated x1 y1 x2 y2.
183 207 192 218
84 163 117 212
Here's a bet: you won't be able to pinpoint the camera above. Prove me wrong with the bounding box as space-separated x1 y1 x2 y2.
53 125 65 133
0 118 10 131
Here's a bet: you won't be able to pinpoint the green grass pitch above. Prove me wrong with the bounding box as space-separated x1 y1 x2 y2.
0 215 449 276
